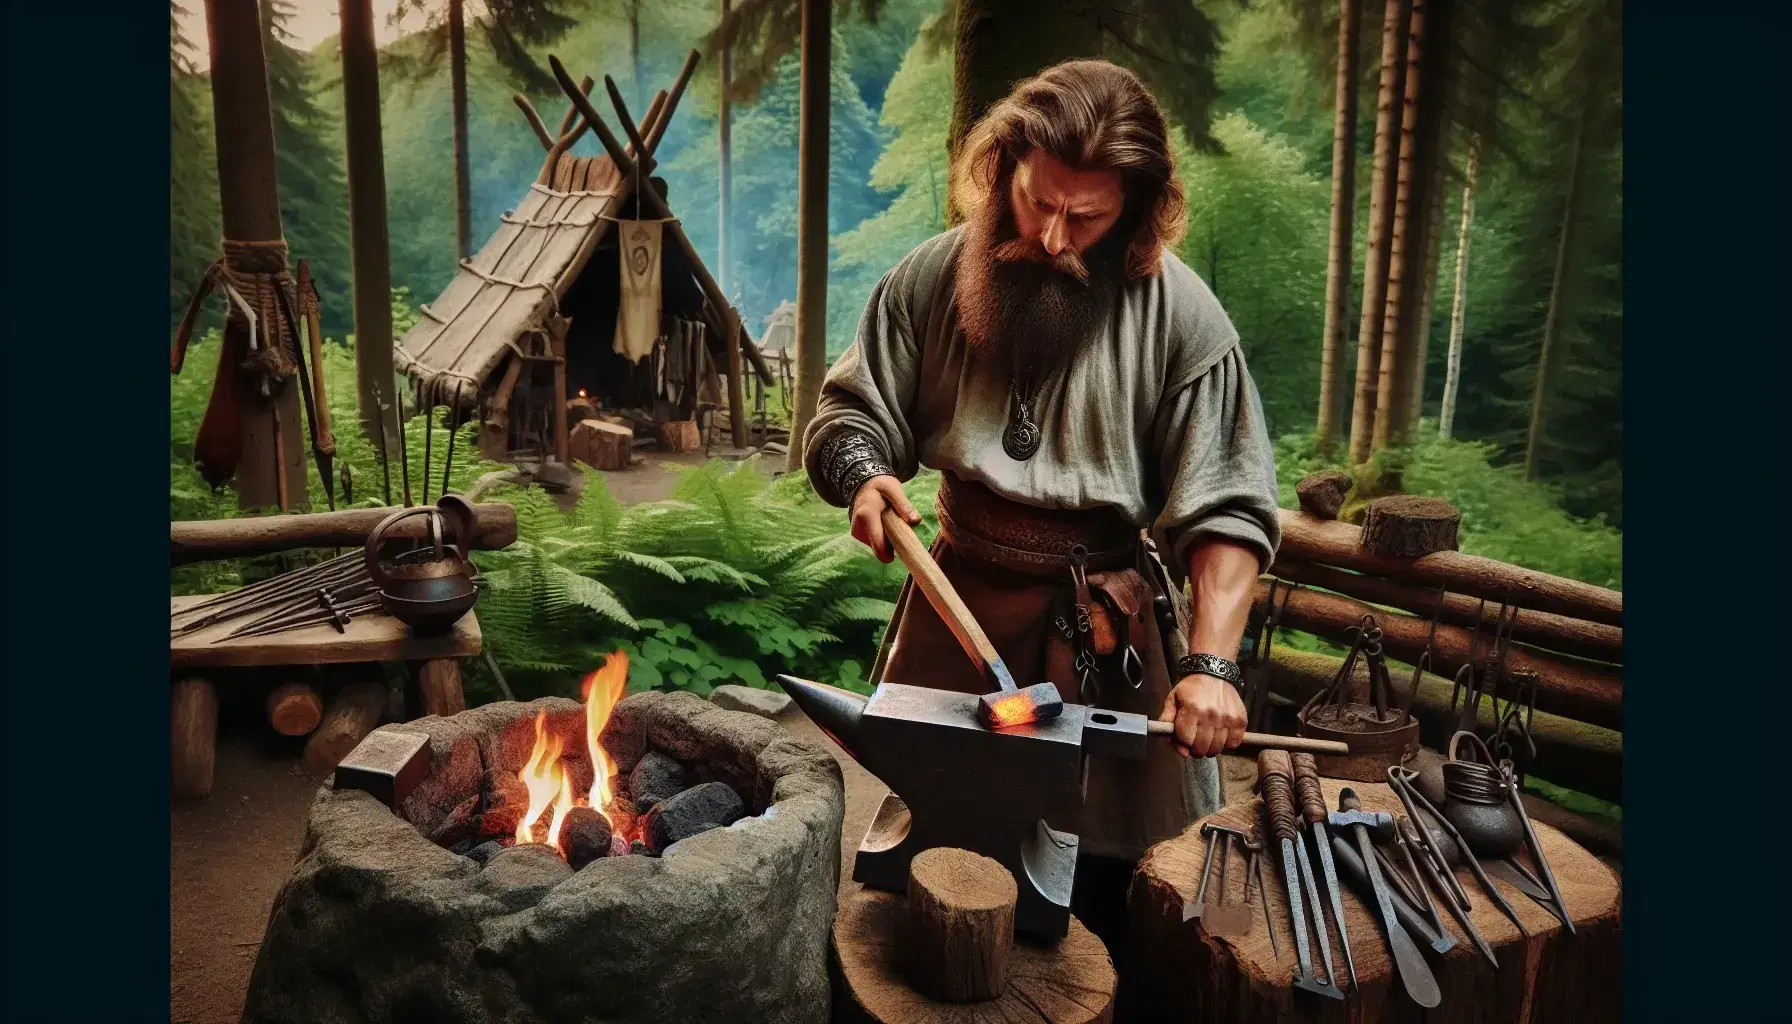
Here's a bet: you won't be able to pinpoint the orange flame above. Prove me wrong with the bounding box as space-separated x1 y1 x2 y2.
512 651 631 854
985 692 1037 728
582 651 629 819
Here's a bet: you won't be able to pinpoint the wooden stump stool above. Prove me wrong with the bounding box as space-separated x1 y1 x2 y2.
573 418 634 471
1127 780 1621 1023
835 880 1117 1024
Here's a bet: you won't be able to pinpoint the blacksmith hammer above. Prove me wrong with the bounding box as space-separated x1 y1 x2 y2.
876 509 1349 755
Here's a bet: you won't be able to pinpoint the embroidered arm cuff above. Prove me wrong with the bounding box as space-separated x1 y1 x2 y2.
813 429 894 508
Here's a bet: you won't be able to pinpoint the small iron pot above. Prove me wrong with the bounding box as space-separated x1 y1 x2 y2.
365 495 480 635
1440 732 1525 859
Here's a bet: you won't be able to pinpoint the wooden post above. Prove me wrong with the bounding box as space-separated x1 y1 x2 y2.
785 0 831 474
266 681 324 737
1316 0 1359 456
449 0 472 261
202 0 306 512
902 848 1017 1002
416 658 467 718
725 314 748 449
302 680 388 776
717 0 733 303
171 678 219 801
339 0 399 466
550 319 570 466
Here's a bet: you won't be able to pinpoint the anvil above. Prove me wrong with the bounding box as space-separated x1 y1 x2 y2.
778 675 1161 939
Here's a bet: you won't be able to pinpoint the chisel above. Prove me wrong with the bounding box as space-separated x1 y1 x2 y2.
1257 751 1344 999
1291 753 1356 991
1330 788 1441 1008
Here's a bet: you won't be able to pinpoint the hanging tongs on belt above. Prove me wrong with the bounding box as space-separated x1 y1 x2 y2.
1067 544 1101 705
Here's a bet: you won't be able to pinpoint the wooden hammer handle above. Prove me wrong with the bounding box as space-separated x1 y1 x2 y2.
880 508 1014 690
1144 721 1350 755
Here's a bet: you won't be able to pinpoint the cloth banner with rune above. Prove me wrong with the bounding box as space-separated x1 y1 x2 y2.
613 219 664 362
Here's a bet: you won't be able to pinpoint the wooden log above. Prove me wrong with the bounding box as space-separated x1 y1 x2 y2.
573 419 633 470
417 658 467 718
1269 559 1622 662
1262 647 1621 805
1295 470 1353 520
835 885 1116 1024
265 681 323 737
903 848 1017 1003
171 502 517 563
302 680 388 776
171 678 218 801
566 395 598 426
1276 509 1622 626
1255 581 1622 731
659 419 702 452
1360 495 1461 557
1128 783 1621 1023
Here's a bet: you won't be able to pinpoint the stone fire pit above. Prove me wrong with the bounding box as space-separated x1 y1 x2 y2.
242 690 845 1024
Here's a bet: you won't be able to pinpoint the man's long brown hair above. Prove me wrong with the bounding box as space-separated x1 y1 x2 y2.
951 59 1186 281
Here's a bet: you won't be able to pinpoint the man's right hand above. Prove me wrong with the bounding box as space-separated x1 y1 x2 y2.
849 475 922 563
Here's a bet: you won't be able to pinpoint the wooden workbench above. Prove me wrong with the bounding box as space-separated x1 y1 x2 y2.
170 595 481 669
1126 780 1621 1023
170 596 481 800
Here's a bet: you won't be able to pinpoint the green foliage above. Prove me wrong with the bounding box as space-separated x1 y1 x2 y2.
468 461 936 701
1273 429 1621 589
1172 114 1330 437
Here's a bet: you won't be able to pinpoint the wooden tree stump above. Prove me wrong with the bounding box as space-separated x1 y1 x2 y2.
659 418 702 452
1127 781 1621 1023
573 418 633 470
1360 496 1462 558
171 678 218 801
417 657 466 718
836 884 1116 1024
1296 470 1354 520
903 848 1017 1002
265 681 323 737
302 680 388 776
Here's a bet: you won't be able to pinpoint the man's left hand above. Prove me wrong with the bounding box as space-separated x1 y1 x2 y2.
1156 674 1247 759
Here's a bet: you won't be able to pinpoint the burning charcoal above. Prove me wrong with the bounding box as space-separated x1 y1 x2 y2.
609 833 629 858
644 782 745 853
467 840 504 864
428 794 482 850
559 806 613 870
477 768 531 838
604 792 638 840
629 751 689 813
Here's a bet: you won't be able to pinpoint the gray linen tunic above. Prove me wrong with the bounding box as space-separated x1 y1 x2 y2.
804 226 1282 574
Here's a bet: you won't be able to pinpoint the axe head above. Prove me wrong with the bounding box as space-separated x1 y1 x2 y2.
976 682 1065 729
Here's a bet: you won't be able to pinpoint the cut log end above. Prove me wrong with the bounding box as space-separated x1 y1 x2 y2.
302 680 388 777
836 885 1115 1024
1295 470 1354 520
903 848 1018 1003
172 678 219 801
659 419 702 453
572 419 634 471
1361 495 1462 558
265 681 324 737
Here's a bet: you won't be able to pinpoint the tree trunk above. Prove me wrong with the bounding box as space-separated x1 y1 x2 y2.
1526 109 1589 481
449 0 471 261
339 0 399 465
1404 147 1449 434
717 0 732 302
945 0 1097 220
1315 0 1360 457
1440 133 1479 438
785 0 831 473
203 0 307 511
1370 0 1427 452
1346 0 1410 464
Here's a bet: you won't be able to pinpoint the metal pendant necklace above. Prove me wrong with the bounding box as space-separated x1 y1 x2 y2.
1003 372 1043 461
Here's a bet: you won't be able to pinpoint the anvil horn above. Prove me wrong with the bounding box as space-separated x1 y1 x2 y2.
776 675 871 765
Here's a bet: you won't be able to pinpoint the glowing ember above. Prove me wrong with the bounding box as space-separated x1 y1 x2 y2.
513 651 632 855
984 692 1036 728
577 388 588 398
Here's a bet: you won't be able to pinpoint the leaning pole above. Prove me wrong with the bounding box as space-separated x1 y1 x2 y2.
339 0 400 469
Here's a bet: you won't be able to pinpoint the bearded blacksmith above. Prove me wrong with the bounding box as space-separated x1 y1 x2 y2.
803 60 1280 932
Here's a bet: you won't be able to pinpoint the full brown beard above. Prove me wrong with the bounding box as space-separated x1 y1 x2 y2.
955 191 1128 387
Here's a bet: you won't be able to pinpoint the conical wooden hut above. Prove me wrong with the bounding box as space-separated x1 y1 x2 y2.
394 54 770 470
